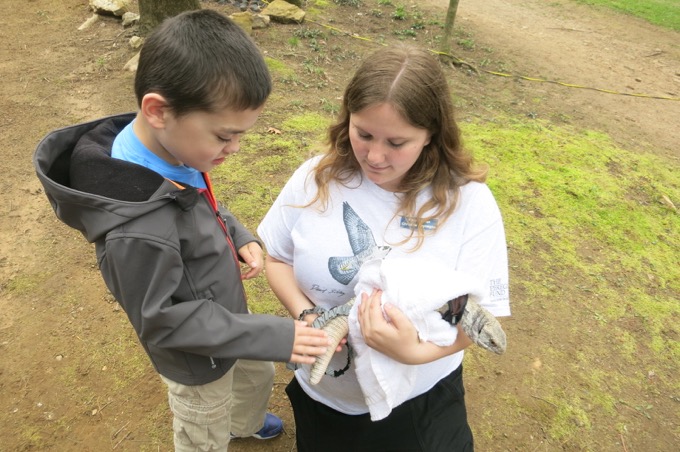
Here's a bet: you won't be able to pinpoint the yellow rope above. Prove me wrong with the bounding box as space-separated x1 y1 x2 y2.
304 19 680 102
482 70 680 101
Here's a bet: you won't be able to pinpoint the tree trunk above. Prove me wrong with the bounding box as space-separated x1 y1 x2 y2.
138 0 201 35
440 0 461 55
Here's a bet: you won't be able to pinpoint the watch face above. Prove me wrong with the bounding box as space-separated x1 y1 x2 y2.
438 295 469 325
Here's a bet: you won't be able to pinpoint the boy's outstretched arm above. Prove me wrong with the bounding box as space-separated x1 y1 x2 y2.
290 321 331 364
264 254 334 363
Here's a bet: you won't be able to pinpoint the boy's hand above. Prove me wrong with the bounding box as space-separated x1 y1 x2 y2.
238 242 264 280
289 321 331 364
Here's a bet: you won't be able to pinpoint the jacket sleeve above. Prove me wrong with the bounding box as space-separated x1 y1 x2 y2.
99 232 294 362
217 202 260 252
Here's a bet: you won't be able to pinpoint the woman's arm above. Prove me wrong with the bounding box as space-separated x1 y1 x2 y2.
265 255 318 324
265 255 345 354
358 290 473 365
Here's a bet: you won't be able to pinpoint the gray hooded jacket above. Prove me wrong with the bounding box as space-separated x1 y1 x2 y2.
33 113 294 385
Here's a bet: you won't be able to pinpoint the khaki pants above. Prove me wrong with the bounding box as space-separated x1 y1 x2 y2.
160 359 275 452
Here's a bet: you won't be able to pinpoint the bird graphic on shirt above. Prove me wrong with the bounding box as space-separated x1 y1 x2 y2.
328 202 391 285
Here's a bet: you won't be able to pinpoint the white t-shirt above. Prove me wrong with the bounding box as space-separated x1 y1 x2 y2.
258 156 511 414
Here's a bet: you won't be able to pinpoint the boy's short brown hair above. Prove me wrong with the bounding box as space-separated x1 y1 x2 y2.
135 9 271 116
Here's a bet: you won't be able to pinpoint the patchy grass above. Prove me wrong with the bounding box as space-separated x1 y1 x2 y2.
462 117 679 443
575 0 680 30
3 273 41 294
217 107 679 447
264 56 296 80
467 118 679 293
211 112 330 233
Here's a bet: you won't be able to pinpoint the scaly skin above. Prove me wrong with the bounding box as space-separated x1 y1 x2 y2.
309 296 507 384
309 314 350 385
460 299 507 354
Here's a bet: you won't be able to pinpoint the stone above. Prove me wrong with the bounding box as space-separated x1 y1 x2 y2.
252 13 270 30
77 14 99 31
261 0 305 24
121 11 139 27
129 36 143 50
123 52 140 72
89 0 130 17
230 12 253 35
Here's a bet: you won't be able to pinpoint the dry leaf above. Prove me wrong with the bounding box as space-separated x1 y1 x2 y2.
660 194 677 211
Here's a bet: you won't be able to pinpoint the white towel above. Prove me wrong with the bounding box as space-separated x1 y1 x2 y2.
348 258 484 421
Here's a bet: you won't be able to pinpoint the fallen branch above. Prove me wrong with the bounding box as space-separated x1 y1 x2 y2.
531 394 558 408
112 421 130 439
547 27 590 32
112 431 132 450
438 53 480 75
621 433 629 452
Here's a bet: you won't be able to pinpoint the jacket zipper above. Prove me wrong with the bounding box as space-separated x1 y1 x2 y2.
199 174 241 265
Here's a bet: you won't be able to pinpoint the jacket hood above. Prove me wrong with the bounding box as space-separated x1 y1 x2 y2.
33 113 200 242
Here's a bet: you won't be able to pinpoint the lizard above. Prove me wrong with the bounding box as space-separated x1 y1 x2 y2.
309 295 506 385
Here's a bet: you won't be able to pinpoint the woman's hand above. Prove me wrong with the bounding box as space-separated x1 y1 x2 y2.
358 289 420 363
358 289 470 364
238 242 264 280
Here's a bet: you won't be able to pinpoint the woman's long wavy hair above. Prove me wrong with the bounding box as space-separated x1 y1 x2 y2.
310 45 487 249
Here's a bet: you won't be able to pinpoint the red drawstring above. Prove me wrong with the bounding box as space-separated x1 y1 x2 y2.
201 173 242 272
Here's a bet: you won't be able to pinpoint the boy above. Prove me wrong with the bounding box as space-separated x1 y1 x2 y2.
33 10 329 451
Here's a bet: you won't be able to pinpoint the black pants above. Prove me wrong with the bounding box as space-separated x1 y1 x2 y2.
286 365 474 452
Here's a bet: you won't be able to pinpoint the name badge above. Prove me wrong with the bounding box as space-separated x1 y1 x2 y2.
399 216 438 231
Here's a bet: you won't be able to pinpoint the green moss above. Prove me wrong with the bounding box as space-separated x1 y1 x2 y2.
466 119 679 295
4 273 41 294
549 398 592 440
574 0 680 31
282 112 331 133
243 277 290 317
20 426 45 449
265 57 296 79
463 116 679 389
610 330 635 358
210 112 330 228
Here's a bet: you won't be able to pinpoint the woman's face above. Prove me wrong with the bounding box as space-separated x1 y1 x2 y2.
349 103 431 192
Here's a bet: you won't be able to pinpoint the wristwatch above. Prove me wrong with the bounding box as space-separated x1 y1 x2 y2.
440 294 468 325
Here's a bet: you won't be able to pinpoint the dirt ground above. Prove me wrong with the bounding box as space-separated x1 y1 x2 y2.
0 0 678 451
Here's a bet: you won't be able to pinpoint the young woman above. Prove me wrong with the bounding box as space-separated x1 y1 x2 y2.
258 44 511 452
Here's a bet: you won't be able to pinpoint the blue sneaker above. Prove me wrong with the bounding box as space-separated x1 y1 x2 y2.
252 413 283 440
231 413 283 440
